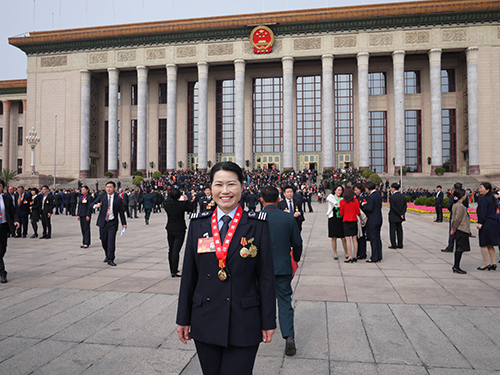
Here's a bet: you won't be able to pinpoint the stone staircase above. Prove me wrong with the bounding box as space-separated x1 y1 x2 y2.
378 173 483 191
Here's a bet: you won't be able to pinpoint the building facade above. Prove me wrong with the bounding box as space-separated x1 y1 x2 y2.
6 0 500 179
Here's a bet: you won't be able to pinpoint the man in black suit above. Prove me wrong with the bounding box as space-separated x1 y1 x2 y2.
388 183 407 249
245 189 259 212
93 181 127 266
277 185 305 232
77 185 93 248
64 190 71 215
0 179 20 283
362 181 383 262
40 185 55 239
261 186 302 356
434 185 443 222
70 189 78 216
198 186 214 213
15 186 32 238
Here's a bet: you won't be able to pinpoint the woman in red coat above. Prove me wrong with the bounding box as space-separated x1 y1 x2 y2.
340 186 360 263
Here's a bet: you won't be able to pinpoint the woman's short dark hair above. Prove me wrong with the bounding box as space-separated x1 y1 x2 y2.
0 179 5 189
454 188 466 200
365 181 376 191
82 185 89 191
343 186 355 203
169 188 181 201
333 185 344 195
354 183 365 191
210 162 243 184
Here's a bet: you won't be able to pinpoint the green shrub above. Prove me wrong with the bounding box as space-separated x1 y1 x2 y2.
132 176 144 186
414 197 427 206
368 173 382 185
361 168 373 178
163 170 169 175
133 171 143 177
324 169 333 174
152 171 162 179
425 197 435 207
283 170 294 174
397 168 407 175
443 197 449 207
405 195 411 202
104 171 113 178
435 167 446 175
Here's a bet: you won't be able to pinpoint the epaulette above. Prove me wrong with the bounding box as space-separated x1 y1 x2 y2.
248 211 267 221
189 211 212 220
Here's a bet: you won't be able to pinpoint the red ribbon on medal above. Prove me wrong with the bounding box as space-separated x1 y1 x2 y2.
211 205 243 269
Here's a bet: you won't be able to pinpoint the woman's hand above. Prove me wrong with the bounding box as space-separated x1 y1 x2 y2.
476 224 482 230
262 329 275 343
177 325 191 344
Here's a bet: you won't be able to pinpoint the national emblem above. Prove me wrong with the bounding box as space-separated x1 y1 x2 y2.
250 25 274 54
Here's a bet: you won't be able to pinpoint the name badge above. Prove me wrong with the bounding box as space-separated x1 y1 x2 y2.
0 213 3 220
197 237 215 253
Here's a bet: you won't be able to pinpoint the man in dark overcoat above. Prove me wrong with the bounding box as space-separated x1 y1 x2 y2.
388 183 407 249
0 179 20 283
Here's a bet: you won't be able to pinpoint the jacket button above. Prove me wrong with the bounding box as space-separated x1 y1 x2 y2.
226 298 230 303
206 274 211 279
206 298 211 302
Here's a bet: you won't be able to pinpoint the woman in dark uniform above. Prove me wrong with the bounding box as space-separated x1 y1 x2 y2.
77 185 93 248
176 161 276 375
476 182 498 270
30 188 41 238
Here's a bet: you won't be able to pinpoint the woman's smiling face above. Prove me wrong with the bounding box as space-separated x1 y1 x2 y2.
211 170 243 214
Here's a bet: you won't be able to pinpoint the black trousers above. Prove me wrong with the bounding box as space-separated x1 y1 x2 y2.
99 220 117 261
389 222 403 248
445 217 455 251
17 213 29 236
435 204 443 222
79 217 91 246
366 224 382 261
0 223 10 276
129 205 138 218
167 230 185 275
357 232 367 258
41 214 51 237
194 340 259 375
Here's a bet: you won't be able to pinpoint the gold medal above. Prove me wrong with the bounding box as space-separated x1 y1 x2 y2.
249 244 258 258
218 268 227 281
240 247 250 258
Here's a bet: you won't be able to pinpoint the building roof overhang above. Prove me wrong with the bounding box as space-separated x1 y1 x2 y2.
0 80 27 96
8 0 500 54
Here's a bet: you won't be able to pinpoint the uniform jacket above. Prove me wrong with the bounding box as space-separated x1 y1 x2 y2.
93 192 127 229
176 210 276 348
31 194 42 220
388 191 407 223
364 190 383 226
41 194 55 216
2 192 19 235
163 199 193 232
262 205 302 275
77 194 94 218
139 193 155 210
15 192 32 216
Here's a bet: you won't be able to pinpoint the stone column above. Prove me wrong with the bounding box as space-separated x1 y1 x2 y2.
392 50 406 174
22 99 27 113
107 68 119 176
282 57 294 170
2 100 11 170
234 60 246 169
429 48 443 174
137 66 148 176
166 64 177 171
198 62 209 171
79 70 91 178
357 52 370 170
322 55 334 170
466 47 480 175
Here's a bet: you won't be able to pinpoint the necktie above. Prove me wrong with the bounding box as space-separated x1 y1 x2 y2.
289 200 294 213
220 215 232 241
106 196 111 220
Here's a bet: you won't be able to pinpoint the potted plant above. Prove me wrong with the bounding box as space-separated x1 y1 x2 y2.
435 167 446 176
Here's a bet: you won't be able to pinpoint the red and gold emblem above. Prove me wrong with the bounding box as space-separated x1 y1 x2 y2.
250 25 274 54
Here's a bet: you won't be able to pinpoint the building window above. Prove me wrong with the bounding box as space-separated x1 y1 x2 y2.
297 75 321 152
18 127 23 146
131 84 138 106
405 110 422 172
159 83 168 104
335 73 354 152
105 86 109 107
404 71 421 94
117 85 121 106
369 111 387 173
187 81 199 154
0 160 2 171
252 77 283 153
442 109 457 172
216 80 235 154
18 102 23 114
131 119 138 172
0 128 3 146
441 69 456 93
159 119 167 173
0 102 3 115
104 121 108 172
17 159 22 174
117 120 121 163
368 72 387 96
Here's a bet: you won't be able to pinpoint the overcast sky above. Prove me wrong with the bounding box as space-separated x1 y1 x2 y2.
1 0 415 80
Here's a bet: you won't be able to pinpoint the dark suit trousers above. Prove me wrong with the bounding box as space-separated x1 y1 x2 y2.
17 213 29 236
167 230 185 275
144 208 152 220
435 205 443 221
389 222 403 247
445 218 455 251
275 274 295 338
366 224 382 261
194 340 259 375
79 217 91 246
0 223 9 276
129 205 138 218
99 220 117 260
41 214 51 237
357 231 367 258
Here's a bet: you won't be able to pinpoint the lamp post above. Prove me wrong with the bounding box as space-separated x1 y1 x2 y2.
25 127 40 175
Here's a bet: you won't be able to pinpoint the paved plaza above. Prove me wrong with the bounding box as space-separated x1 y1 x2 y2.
0 203 499 374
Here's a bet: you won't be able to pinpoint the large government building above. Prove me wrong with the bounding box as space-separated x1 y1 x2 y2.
2 0 500 179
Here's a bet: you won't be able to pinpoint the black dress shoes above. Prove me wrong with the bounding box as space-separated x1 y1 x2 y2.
103 258 109 263
107 260 117 266
488 264 497 271
285 337 296 356
441 249 453 252
452 267 467 274
171 272 182 277
0 274 7 283
356 256 367 260
477 265 490 271
30 234 38 238
388 246 397 249
397 246 404 249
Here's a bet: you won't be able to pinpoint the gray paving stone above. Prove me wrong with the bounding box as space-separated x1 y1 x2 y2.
428 369 500 375
80 346 156 375
0 336 40 362
179 354 202 375
456 306 500 347
377 363 429 375
293 301 329 360
389 304 471 369
358 303 422 366
280 357 329 375
253 355 284 375
329 361 379 375
423 305 500 371
130 348 196 375
326 302 373 363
